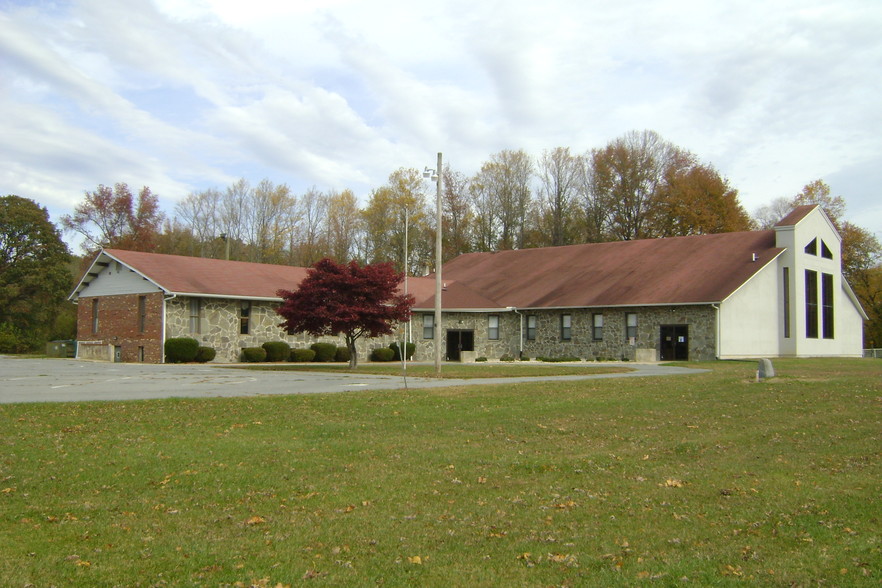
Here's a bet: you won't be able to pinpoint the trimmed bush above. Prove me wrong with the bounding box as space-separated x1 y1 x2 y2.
499 354 516 362
290 348 317 362
389 341 416 361
165 337 199 363
194 346 216 363
475 357 488 362
537 356 581 363
241 347 267 363
334 346 351 363
310 342 337 362
371 347 395 362
262 341 291 362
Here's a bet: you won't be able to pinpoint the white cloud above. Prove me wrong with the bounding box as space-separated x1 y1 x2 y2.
1 0 880 241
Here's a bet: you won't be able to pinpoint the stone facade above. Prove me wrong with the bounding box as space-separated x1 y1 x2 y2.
75 293 164 363
76 293 717 364
416 305 717 362
166 296 407 363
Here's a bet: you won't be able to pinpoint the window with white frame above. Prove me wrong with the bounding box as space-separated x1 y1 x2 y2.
592 313 603 341
488 315 499 340
560 314 572 340
189 298 201 334
423 314 434 339
626 312 637 340
526 315 537 340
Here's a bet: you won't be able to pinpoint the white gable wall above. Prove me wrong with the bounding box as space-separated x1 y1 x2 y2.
81 260 163 297
717 259 782 358
775 208 864 357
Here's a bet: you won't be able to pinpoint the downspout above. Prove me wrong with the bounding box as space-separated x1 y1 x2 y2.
162 293 176 364
711 304 720 359
506 307 523 358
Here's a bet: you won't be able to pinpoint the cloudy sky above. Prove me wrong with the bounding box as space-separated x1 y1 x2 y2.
2 0 881 246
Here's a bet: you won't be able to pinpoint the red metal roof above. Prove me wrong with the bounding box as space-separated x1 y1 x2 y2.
97 249 309 299
432 230 782 309
775 204 818 227
75 228 783 310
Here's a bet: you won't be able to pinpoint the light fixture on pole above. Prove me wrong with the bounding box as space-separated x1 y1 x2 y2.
401 206 409 382
423 153 443 376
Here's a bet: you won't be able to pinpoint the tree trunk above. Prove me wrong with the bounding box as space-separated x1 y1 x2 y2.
346 335 358 369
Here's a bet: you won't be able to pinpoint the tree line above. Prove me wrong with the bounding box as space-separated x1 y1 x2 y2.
2 129 880 351
62 130 759 270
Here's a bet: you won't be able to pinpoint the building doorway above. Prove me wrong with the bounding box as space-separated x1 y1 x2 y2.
446 330 474 361
660 325 689 361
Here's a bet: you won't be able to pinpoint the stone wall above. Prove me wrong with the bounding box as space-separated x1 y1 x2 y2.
166 296 408 363
414 305 717 362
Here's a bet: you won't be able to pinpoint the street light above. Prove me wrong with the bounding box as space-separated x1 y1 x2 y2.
423 152 442 376
401 206 409 382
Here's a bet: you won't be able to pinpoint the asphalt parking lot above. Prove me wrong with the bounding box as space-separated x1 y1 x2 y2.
0 357 706 404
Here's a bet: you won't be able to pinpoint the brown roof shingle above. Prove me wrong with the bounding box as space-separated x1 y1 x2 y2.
95 249 309 299
76 228 783 311
434 230 782 309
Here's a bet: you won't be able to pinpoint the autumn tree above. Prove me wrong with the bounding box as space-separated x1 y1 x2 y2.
589 130 687 241
289 187 327 266
536 147 581 246
325 189 362 263
276 258 413 368
651 162 752 236
174 188 225 258
61 183 164 253
442 166 474 261
361 168 429 273
0 196 72 351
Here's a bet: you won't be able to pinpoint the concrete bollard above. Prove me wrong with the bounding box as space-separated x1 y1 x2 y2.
757 358 775 381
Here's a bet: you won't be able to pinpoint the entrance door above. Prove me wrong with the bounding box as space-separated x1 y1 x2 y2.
660 325 689 361
446 330 474 361
114 345 123 362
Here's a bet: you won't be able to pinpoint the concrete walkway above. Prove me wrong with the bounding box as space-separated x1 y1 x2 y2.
0 357 707 404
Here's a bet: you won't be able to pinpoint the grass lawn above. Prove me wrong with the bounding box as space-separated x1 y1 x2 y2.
233 361 633 379
1 359 879 586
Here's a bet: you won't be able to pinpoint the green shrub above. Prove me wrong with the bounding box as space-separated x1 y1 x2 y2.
290 348 317 362
537 356 581 363
0 323 32 354
194 346 216 363
334 346 351 363
262 341 291 362
164 337 199 363
371 347 395 362
310 342 337 362
499 354 516 362
475 357 488 362
241 347 267 363
389 341 416 361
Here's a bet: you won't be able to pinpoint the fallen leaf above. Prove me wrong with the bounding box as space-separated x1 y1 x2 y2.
407 555 422 565
245 516 267 525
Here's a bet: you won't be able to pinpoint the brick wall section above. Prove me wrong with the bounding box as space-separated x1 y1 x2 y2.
76 293 164 362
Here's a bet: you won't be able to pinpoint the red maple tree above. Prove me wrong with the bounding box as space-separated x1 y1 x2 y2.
276 258 414 368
